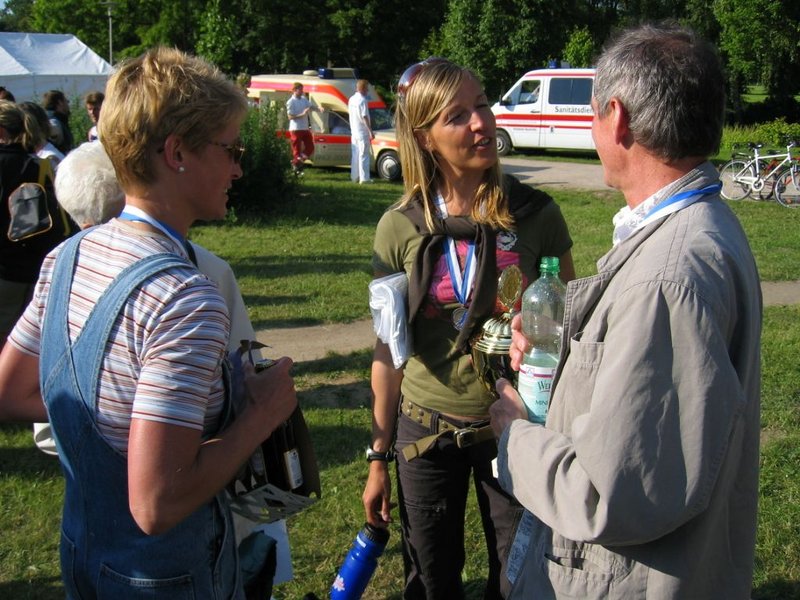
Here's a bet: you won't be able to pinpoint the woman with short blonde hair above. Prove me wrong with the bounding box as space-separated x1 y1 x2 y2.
0 47 296 598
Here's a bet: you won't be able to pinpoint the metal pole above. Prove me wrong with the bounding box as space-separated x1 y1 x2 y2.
107 6 112 63
100 2 116 64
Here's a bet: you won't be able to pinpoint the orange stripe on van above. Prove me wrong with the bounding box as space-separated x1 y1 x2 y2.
248 80 388 109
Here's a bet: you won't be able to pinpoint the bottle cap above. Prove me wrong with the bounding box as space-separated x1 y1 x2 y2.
362 523 390 546
540 256 560 273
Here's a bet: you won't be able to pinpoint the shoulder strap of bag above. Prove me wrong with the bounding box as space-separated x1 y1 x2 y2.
37 158 74 237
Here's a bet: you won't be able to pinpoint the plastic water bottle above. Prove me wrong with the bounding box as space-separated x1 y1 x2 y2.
517 256 566 423
330 523 389 599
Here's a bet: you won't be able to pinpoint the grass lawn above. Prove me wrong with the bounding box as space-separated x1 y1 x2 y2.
1 167 799 599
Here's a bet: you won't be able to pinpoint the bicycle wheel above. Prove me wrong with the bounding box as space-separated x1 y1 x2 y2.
774 166 800 207
719 160 751 200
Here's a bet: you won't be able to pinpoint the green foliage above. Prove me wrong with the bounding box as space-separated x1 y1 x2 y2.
715 0 800 117
563 26 596 68
0 0 34 31
439 0 578 98
196 0 236 73
29 0 107 56
67 96 91 147
721 119 800 151
228 103 296 219
754 119 800 146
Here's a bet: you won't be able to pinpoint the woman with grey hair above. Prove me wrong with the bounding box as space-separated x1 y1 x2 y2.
54 141 125 227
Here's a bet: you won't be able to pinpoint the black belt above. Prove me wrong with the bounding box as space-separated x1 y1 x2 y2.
399 398 496 461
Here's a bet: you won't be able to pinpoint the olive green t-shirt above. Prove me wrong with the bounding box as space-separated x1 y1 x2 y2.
372 196 572 417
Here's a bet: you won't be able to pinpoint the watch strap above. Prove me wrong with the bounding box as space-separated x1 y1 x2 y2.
366 446 395 462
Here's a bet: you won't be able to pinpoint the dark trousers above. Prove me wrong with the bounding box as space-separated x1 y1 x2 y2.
395 411 522 600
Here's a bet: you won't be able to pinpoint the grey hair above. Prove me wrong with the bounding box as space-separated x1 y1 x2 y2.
55 141 125 227
593 22 725 161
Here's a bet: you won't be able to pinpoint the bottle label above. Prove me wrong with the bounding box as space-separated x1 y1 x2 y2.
517 364 555 424
283 448 304 489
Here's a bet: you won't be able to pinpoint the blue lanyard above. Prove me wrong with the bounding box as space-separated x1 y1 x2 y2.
642 183 722 222
435 193 476 306
119 206 187 255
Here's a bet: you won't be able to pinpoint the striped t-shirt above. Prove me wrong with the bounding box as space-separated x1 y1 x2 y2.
9 220 230 454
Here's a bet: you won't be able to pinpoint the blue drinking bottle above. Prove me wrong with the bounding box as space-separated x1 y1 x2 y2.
330 523 390 599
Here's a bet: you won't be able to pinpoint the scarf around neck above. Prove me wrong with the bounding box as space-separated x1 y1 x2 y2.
400 174 551 355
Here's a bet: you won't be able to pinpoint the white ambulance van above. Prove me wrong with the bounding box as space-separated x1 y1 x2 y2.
492 68 595 155
248 68 401 180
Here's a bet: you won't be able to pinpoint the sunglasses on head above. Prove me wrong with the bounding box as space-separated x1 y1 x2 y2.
208 139 246 164
397 57 448 99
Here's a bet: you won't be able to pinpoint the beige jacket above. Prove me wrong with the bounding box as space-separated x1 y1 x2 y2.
497 163 762 599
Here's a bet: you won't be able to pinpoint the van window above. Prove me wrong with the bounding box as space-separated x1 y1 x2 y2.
548 78 593 105
370 107 394 131
329 111 350 134
518 80 541 105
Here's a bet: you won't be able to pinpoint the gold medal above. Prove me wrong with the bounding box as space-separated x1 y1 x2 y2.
497 264 522 313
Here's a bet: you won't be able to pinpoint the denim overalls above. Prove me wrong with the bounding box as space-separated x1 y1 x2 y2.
40 229 242 599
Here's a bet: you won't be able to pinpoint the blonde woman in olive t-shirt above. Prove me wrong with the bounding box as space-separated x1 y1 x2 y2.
362 57 574 600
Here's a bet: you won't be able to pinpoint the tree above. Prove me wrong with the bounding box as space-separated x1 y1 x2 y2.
714 0 800 121
325 0 446 88
563 26 597 67
30 0 109 54
0 0 34 31
438 0 581 98
196 0 236 73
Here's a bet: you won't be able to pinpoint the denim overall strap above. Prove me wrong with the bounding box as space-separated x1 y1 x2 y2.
40 232 242 600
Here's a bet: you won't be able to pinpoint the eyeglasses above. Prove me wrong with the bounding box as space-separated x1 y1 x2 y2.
208 139 245 164
397 57 448 99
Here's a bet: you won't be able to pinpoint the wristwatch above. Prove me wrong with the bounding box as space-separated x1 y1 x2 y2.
366 446 395 462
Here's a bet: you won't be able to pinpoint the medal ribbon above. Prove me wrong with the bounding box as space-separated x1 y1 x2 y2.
637 183 722 231
435 193 476 307
119 205 189 257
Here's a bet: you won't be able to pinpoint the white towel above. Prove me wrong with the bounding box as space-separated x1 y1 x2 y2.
369 272 412 369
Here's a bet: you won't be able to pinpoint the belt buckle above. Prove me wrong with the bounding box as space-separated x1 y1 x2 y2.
453 427 478 449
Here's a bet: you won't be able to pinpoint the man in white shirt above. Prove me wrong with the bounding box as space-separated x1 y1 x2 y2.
347 79 374 184
286 83 322 173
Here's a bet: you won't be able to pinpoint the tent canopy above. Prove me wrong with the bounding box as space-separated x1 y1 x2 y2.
0 32 112 104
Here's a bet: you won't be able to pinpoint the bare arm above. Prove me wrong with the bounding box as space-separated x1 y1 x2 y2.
0 343 47 422
558 249 576 283
127 357 297 535
362 339 403 528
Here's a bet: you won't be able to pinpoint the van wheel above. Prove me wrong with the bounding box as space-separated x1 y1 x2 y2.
496 130 512 156
377 151 401 181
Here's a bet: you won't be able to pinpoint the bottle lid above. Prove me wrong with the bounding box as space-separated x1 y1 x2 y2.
362 523 390 545
540 256 560 274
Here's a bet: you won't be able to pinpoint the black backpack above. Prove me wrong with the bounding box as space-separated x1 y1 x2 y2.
7 157 76 242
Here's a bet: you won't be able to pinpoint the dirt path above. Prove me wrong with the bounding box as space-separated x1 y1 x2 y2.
257 280 799 363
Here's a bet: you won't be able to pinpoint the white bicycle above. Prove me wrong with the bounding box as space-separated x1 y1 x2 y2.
719 141 800 206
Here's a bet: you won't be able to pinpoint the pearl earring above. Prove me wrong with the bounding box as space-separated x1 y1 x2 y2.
178 166 186 173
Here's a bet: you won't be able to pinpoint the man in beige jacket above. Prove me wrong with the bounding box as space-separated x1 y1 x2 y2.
491 23 761 599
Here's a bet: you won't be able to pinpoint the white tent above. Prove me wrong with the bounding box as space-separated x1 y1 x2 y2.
0 32 112 103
